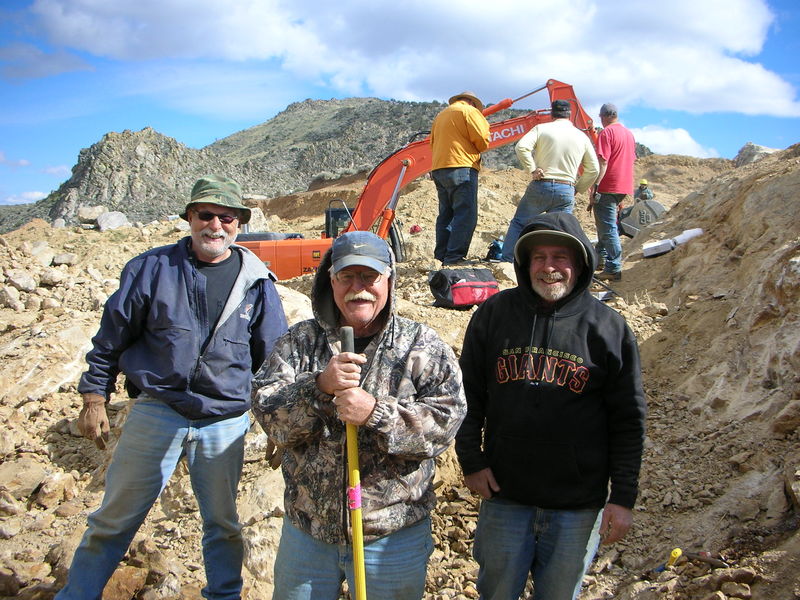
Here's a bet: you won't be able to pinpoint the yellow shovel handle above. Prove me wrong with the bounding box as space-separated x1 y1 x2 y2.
347 423 367 600
341 326 367 600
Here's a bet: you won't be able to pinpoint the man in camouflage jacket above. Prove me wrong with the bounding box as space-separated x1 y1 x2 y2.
252 231 466 600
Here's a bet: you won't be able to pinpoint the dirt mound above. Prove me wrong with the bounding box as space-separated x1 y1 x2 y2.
1 149 799 599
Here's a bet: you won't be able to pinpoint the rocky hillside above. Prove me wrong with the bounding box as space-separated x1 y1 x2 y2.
0 127 230 233
0 141 798 599
0 95 653 234
207 98 449 188
0 98 529 233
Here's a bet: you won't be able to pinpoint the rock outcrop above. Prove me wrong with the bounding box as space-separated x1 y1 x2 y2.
733 141 780 167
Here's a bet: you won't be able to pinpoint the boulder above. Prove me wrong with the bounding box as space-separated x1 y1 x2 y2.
0 456 48 500
275 284 314 326
5 269 37 293
34 471 78 509
40 267 68 287
245 206 270 232
0 516 22 539
77 205 108 223
53 253 78 266
97 211 131 231
103 565 149 600
0 284 23 311
0 567 20 597
26 241 56 267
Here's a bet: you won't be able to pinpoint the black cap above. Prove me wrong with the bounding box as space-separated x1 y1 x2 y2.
551 99 571 117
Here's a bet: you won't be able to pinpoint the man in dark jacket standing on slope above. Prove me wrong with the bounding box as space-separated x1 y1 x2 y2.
56 175 288 600
455 212 646 600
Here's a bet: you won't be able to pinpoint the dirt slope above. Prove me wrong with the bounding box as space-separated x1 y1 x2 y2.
1 148 798 599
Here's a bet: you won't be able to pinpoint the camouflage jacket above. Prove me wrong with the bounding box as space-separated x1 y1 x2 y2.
252 250 466 545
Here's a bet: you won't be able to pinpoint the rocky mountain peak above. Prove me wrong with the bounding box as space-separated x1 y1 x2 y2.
733 141 780 167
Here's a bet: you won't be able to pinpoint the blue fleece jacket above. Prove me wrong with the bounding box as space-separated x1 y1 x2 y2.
79 237 288 419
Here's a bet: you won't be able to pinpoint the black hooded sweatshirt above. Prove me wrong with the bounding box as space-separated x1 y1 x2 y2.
455 213 646 510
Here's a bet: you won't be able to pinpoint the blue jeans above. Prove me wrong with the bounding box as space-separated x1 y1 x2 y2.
55 398 250 600
473 498 602 600
593 193 625 273
273 516 433 600
501 180 575 262
432 167 479 264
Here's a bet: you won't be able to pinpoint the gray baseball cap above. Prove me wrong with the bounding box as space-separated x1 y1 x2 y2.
330 231 392 274
600 103 618 117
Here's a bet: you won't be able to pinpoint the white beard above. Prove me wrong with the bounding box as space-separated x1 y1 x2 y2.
532 280 570 302
531 272 574 303
196 228 235 259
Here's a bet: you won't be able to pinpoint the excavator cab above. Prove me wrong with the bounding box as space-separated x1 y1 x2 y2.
325 199 405 262
324 201 353 239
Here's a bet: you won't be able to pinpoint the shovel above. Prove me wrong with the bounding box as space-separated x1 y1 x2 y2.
340 326 367 600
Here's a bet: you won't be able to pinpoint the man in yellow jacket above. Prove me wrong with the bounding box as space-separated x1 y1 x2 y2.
430 91 490 265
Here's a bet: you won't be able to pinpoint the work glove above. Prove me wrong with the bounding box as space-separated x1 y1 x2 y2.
78 393 111 449
265 438 283 470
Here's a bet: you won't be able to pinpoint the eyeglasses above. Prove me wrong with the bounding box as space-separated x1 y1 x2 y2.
194 210 239 224
332 270 383 286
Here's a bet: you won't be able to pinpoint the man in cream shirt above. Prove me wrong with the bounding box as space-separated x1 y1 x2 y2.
500 99 599 262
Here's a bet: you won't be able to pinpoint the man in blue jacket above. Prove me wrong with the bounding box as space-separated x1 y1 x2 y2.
56 175 288 600
456 212 645 600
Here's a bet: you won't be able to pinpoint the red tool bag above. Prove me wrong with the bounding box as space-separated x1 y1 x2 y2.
428 267 499 310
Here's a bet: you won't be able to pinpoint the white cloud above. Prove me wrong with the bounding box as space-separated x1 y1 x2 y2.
42 164 71 177
7 0 800 122
1 190 47 205
23 0 800 119
0 151 31 168
0 42 91 79
30 0 316 61
631 125 719 158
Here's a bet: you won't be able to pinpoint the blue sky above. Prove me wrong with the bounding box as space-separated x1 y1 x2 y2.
1 0 799 205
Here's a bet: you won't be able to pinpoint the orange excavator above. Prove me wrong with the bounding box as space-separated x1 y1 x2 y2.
238 79 597 280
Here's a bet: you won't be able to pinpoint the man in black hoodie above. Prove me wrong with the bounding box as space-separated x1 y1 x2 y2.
455 212 646 600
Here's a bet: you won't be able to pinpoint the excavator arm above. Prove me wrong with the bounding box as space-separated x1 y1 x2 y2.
348 79 596 237
239 79 596 280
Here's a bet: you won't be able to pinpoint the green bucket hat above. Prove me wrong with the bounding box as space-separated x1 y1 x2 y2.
181 175 251 224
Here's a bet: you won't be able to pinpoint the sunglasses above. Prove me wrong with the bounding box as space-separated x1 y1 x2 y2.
332 270 383 286
194 210 239 224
